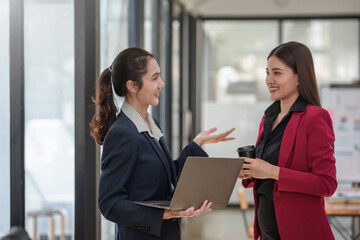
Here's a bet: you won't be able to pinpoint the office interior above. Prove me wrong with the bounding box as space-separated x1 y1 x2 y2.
1 0 360 239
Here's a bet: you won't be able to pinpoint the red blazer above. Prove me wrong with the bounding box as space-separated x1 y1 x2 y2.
243 104 337 240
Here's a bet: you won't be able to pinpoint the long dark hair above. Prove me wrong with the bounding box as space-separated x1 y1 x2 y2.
90 47 154 145
268 41 321 107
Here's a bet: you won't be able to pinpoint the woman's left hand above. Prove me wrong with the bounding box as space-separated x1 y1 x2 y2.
193 127 235 146
240 157 280 180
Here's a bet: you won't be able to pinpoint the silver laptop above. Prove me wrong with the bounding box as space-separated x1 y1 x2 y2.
134 156 244 210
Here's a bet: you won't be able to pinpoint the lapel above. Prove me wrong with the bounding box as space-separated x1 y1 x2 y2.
142 132 176 187
159 137 177 187
278 111 304 168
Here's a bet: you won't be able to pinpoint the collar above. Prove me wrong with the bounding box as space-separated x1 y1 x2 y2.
264 95 307 118
121 101 163 141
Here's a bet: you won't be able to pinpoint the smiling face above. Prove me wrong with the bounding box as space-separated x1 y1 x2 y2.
266 55 299 103
135 57 165 107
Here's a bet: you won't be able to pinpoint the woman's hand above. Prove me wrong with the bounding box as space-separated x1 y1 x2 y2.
240 157 279 180
238 169 252 180
163 200 212 220
193 127 235 146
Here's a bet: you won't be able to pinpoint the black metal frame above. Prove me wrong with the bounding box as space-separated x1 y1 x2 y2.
74 0 99 239
189 14 199 139
9 0 25 228
180 11 191 146
164 0 173 149
129 0 144 47
178 5 184 151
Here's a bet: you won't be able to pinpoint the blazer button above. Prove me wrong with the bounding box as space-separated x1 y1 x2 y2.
172 219 178 223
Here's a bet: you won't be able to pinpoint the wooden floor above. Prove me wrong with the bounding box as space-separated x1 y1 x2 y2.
181 206 352 240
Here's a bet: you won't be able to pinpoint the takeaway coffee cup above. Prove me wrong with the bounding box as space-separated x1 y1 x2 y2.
237 145 256 158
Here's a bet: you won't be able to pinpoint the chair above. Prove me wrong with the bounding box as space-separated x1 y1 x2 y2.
238 187 254 238
1 226 31 240
26 209 65 240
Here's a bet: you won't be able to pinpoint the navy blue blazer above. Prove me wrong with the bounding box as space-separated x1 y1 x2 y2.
98 111 208 240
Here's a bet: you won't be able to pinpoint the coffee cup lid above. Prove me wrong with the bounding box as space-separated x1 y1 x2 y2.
237 145 255 152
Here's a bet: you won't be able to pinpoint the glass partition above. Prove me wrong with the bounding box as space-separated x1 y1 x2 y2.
0 0 10 235
100 0 129 239
201 18 360 205
282 19 360 185
201 20 279 205
282 19 359 85
144 0 158 115
24 0 75 239
100 0 129 70
171 3 182 156
144 0 155 53
201 20 279 157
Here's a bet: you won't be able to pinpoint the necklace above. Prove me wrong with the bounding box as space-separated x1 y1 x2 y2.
278 112 287 121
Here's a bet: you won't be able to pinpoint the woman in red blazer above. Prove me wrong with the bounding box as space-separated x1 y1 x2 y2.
240 42 337 240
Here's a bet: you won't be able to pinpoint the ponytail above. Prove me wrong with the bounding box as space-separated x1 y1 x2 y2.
90 47 154 145
90 68 116 145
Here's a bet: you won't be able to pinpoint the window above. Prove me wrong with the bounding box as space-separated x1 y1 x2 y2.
24 0 75 238
0 0 10 235
282 19 359 85
100 1 129 239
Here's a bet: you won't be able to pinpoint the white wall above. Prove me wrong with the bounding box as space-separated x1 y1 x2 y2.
202 102 271 204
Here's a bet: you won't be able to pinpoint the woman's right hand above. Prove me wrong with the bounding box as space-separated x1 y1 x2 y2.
163 200 212 219
239 157 279 180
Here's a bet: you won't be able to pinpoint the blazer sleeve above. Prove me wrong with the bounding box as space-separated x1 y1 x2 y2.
98 124 165 237
277 108 337 197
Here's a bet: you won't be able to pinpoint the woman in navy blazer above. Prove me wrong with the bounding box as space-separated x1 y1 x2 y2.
90 47 235 240
239 42 337 240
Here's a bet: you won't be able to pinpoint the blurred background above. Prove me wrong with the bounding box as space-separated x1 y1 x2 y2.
1 0 359 239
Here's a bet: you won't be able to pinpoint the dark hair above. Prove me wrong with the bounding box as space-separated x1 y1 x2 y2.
90 47 154 145
268 41 321 107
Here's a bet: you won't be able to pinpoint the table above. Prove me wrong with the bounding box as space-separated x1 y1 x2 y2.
325 199 360 240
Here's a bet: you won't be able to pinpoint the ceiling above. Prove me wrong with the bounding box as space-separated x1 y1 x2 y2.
178 0 360 18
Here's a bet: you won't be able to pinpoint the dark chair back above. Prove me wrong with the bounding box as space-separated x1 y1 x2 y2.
1 226 31 240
